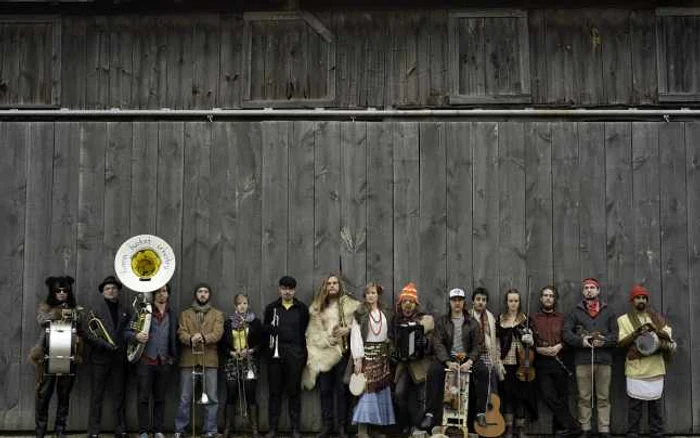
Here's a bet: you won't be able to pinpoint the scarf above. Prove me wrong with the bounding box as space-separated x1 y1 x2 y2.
586 299 600 318
228 311 255 330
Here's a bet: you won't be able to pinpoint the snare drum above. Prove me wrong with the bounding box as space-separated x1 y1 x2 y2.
44 321 76 375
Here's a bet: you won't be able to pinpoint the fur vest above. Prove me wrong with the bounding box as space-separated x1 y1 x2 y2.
302 294 360 390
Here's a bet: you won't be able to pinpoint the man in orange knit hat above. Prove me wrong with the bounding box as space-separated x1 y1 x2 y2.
390 282 434 434
617 285 676 438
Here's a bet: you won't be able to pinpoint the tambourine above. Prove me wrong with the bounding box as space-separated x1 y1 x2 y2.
349 372 367 396
635 331 660 356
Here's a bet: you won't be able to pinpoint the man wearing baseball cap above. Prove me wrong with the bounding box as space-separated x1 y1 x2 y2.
617 285 676 438
562 278 618 438
420 287 482 431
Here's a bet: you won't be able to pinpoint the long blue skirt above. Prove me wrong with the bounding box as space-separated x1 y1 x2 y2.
352 386 396 426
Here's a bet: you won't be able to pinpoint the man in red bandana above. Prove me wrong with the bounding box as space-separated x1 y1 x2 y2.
562 278 618 438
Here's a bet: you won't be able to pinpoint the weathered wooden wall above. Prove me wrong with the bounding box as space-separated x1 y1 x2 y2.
0 120 698 434
2 9 700 109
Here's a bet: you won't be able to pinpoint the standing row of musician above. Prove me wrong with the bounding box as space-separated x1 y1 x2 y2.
30 274 676 438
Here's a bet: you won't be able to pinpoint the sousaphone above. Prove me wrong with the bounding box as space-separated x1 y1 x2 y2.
115 235 176 362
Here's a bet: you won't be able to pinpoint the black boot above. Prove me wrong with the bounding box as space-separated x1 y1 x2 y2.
248 405 259 438
338 423 348 438
223 404 235 438
55 425 68 438
35 427 46 438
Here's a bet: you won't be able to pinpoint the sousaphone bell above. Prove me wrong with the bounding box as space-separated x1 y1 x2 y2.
114 235 176 362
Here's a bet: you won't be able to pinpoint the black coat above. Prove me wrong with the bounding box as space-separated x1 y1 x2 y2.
562 300 618 365
83 298 134 365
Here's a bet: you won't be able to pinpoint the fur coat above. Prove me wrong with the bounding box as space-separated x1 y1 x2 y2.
302 294 360 390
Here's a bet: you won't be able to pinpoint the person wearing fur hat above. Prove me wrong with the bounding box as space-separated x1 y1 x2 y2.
174 283 224 438
303 274 360 438
562 278 618 438
617 285 676 438
389 282 433 435
221 293 264 438
29 276 82 438
350 282 395 438
84 275 135 438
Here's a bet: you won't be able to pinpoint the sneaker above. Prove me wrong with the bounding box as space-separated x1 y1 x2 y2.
140 433 149 438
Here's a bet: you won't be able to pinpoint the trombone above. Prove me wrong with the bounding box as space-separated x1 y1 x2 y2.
191 339 211 438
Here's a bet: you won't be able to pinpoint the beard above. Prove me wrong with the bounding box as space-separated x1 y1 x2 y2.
542 303 555 311
635 302 646 311
196 296 209 306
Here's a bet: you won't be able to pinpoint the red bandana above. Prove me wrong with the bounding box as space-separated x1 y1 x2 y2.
586 300 600 318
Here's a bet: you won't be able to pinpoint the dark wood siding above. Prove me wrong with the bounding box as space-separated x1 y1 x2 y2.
2 9 698 109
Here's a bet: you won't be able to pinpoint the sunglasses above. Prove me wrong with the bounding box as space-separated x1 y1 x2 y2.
55 289 69 294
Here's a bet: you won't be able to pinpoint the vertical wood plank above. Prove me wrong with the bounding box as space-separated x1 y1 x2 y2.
525 123 553 293
108 17 133 108
367 122 393 289
428 10 449 106
685 122 700 433
0 24 21 104
601 11 632 105
132 16 168 109
551 122 580 310
61 17 87 107
631 123 661 299
498 122 527 310
314 121 340 288
165 17 194 109
341 122 369 294
130 122 158 234
0 123 27 424
629 10 657 105
234 122 263 304
260 121 289 310
364 12 387 108
157 122 185 305
219 14 244 108
658 122 692 433
472 122 499 297
85 17 110 109
578 123 607 287
103 122 133 274
446 122 473 298
18 122 54 427
192 15 220 109
419 122 447 313
288 121 316 304
181 123 213 301
529 10 547 104
604 122 633 434
393 122 420 304
210 122 236 310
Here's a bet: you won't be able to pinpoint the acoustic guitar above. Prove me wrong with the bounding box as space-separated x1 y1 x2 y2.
472 366 505 438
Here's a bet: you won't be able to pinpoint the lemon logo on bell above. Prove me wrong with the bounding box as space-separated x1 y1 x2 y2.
131 249 161 278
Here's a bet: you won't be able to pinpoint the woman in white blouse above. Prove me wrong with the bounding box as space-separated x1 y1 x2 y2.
350 282 395 438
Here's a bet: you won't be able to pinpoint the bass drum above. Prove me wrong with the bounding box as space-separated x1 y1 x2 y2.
45 321 76 375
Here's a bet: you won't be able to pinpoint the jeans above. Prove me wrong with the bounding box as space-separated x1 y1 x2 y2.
575 364 611 432
88 361 127 435
136 362 173 434
175 368 219 434
267 347 306 431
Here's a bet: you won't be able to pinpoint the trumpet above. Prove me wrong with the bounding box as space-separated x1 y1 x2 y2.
270 308 280 359
87 310 116 348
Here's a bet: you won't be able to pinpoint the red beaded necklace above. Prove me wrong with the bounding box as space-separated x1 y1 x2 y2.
369 308 382 335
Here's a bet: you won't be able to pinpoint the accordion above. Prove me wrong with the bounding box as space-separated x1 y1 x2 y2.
394 321 425 361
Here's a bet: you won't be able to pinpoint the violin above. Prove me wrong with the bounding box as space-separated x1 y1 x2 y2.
516 280 535 382
516 329 536 382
